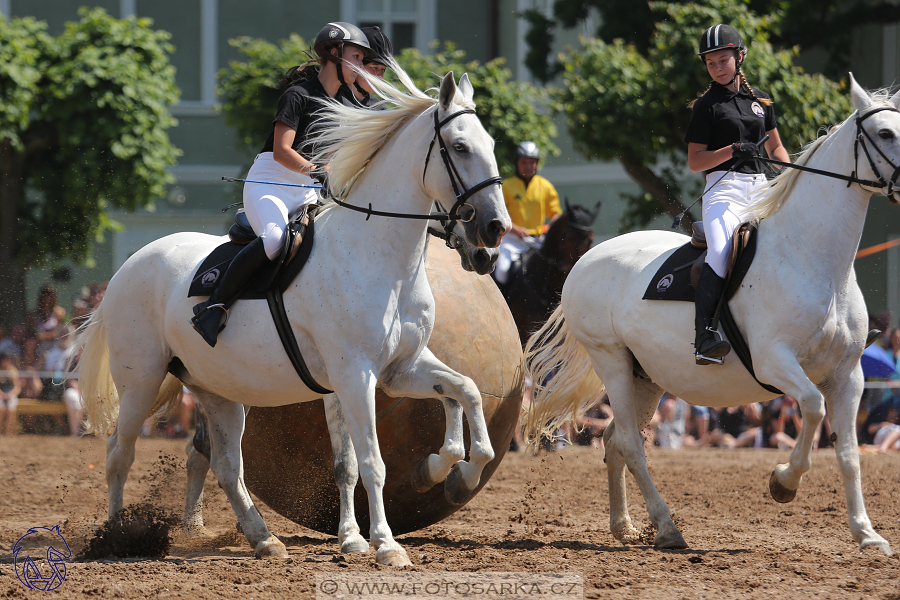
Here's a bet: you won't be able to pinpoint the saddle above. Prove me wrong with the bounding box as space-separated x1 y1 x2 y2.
642 221 782 395
188 205 332 395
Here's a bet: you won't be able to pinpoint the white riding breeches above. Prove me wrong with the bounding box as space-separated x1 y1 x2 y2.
495 232 543 284
242 153 320 260
702 171 767 278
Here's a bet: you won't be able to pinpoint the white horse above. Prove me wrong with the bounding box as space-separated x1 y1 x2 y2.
74 69 511 566
524 76 895 556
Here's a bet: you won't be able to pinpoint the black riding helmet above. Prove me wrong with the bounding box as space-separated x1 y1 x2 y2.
313 22 374 87
698 24 745 62
361 26 393 67
515 141 541 160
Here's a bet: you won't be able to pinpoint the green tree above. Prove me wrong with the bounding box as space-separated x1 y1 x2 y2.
524 0 900 82
0 8 180 323
217 39 557 178
553 0 851 230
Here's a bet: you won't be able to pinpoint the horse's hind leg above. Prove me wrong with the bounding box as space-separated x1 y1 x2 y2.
604 375 674 546
194 391 287 559
323 393 369 554
602 357 685 549
183 409 212 535
824 373 892 555
105 377 169 519
380 347 493 507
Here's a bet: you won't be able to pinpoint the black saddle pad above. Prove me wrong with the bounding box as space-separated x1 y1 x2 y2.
642 241 703 302
188 218 316 299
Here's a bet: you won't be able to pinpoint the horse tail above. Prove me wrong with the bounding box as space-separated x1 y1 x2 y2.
71 305 183 434
523 304 604 445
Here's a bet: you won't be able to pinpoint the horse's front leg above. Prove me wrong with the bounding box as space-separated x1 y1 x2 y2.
334 371 411 566
823 367 893 555
380 347 494 507
322 393 369 554
193 392 287 559
756 344 826 501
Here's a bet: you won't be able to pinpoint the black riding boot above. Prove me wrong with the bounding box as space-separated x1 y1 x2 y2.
190 237 270 347
694 263 731 365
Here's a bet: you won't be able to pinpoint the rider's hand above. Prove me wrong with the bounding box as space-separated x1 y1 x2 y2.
510 224 529 238
731 142 760 159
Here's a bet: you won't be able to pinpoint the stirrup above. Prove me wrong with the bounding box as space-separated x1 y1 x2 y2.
196 302 229 326
695 352 725 366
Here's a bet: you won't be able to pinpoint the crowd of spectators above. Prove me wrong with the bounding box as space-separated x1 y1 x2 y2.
0 280 196 438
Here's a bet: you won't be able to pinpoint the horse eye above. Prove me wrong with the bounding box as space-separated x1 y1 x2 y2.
453 143 467 153
878 128 895 140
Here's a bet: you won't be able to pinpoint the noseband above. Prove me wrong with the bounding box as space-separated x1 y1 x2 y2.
422 108 503 242
853 105 900 200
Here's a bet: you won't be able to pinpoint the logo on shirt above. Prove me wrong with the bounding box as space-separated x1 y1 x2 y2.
751 101 765 118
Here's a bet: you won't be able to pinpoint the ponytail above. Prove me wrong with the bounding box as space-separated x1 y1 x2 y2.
737 69 773 106
688 82 713 109
279 50 321 89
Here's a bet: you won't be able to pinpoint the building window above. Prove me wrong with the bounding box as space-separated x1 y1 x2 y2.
342 0 436 53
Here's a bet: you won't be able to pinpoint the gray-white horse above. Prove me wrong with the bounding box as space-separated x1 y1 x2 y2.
524 75 894 556
74 69 510 566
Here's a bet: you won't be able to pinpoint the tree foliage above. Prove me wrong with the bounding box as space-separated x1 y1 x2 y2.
525 0 900 82
0 8 180 322
553 0 851 230
217 39 557 179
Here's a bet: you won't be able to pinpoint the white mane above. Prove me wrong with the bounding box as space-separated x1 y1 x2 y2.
310 61 476 201
746 89 895 221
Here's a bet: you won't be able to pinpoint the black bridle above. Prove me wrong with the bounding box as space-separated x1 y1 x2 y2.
756 104 900 202
422 108 503 241
329 106 502 236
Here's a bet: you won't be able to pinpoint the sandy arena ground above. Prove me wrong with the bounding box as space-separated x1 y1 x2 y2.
1 435 898 599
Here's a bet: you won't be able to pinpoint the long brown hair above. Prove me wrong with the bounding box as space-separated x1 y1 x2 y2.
688 56 774 109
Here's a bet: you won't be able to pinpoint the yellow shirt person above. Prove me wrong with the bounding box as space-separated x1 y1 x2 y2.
502 174 561 236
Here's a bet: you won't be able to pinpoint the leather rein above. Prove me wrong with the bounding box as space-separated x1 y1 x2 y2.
757 105 900 201
332 107 503 241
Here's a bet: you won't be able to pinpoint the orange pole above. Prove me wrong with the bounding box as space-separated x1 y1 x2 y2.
855 237 900 259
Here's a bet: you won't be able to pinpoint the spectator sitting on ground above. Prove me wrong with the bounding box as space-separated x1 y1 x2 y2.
0 323 26 359
859 395 900 445
0 352 21 435
684 405 711 447
656 393 687 449
573 392 613 449
28 284 66 356
705 403 761 448
861 401 900 453
757 395 802 449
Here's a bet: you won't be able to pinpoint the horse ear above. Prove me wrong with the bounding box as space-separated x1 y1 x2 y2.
458 73 474 102
849 72 873 112
564 197 572 214
591 200 602 222
439 71 456 110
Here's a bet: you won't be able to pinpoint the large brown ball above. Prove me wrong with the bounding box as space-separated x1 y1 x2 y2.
241 239 524 535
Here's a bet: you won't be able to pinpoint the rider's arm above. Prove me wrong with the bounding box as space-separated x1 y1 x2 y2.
687 142 733 173
272 120 316 176
764 128 791 164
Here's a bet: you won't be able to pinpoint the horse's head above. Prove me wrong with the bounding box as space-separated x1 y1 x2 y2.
849 73 900 203
422 72 511 249
544 198 600 272
430 200 499 275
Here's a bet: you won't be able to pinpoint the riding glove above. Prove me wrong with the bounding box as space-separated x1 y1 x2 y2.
731 142 760 159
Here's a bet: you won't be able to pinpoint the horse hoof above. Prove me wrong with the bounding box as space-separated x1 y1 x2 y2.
769 470 797 503
654 529 688 550
375 546 412 567
255 535 289 559
612 526 641 545
860 535 894 556
341 534 370 554
443 463 476 507
181 525 215 539
411 457 438 493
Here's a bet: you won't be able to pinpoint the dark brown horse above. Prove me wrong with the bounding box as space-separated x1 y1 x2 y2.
497 199 600 345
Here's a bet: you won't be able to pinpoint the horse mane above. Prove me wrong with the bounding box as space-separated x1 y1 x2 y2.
747 88 895 221
310 60 476 202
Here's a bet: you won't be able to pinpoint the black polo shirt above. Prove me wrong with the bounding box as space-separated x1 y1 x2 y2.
261 79 361 159
684 83 777 175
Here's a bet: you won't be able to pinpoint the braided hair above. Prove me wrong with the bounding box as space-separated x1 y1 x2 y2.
688 62 773 109
279 51 320 89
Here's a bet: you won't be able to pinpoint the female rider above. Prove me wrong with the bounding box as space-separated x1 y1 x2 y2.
191 23 374 347
683 24 791 365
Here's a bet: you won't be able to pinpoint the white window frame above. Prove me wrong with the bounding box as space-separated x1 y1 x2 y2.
123 0 218 116
0 1 10 17
341 0 436 54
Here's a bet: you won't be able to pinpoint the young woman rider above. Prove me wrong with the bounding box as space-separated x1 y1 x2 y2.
683 24 791 365
191 23 374 347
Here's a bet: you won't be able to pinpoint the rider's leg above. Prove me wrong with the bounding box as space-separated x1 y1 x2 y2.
494 233 530 285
